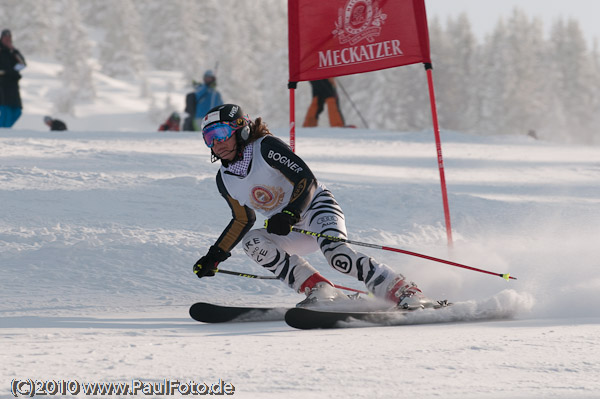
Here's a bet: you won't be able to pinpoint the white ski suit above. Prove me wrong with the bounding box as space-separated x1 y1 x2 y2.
212 135 403 298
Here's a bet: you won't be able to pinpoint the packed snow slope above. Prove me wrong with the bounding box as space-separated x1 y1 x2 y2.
1 124 599 398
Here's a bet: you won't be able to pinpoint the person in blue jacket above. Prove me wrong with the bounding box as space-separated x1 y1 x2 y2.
191 70 223 130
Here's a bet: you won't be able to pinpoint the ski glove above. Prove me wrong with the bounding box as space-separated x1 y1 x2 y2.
266 209 300 236
193 245 231 278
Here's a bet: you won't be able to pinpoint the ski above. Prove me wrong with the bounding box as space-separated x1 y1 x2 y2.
285 307 406 329
285 301 450 330
189 302 288 323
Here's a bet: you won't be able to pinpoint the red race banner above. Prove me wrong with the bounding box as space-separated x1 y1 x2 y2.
288 0 431 82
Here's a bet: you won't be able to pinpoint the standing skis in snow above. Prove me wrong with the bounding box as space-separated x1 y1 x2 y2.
193 104 436 309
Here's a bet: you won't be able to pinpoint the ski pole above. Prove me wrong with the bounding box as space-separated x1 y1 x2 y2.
290 228 516 281
217 268 368 294
336 80 369 129
217 268 278 280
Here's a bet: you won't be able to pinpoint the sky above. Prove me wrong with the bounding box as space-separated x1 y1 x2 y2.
426 0 600 45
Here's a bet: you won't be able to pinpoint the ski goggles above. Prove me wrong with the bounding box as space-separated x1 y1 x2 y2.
202 122 237 148
202 117 249 148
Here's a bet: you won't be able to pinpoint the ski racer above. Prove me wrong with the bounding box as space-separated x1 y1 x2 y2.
193 104 435 309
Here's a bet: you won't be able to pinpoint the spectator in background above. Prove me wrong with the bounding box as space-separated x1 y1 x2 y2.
0 29 26 128
189 70 223 131
44 116 67 131
527 129 538 140
158 112 181 131
182 89 195 131
302 78 345 128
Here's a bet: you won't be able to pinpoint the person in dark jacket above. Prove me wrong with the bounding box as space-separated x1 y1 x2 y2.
302 78 345 127
44 116 67 131
0 29 26 128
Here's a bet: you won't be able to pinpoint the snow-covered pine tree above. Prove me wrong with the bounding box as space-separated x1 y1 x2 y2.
98 0 147 79
475 18 512 135
136 0 187 71
2 0 57 57
433 13 479 132
237 0 287 120
79 0 113 28
499 9 548 137
54 0 96 113
177 0 209 83
589 40 600 144
1 1 597 142
547 18 596 143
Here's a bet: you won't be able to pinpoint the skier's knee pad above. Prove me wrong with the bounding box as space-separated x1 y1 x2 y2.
321 241 361 275
242 229 318 290
242 229 277 264
321 241 396 288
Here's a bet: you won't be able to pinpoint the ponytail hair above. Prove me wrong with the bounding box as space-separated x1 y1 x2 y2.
246 117 272 143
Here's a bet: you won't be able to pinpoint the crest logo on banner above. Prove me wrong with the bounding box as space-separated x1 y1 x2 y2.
333 0 387 45
318 0 403 69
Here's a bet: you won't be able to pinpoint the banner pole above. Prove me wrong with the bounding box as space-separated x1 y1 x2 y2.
424 63 453 246
288 81 297 152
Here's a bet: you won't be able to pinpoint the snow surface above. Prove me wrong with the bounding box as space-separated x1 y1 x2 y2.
1 59 600 399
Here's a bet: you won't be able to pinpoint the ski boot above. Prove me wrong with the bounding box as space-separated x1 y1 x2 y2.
296 282 350 308
386 277 438 310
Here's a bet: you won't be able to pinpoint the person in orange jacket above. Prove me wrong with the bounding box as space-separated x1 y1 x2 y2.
302 78 345 127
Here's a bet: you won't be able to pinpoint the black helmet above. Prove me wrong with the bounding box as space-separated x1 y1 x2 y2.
202 104 244 127
201 104 251 163
201 104 250 141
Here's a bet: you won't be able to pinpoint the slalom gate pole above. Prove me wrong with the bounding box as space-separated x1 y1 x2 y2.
217 268 368 294
291 228 516 281
424 63 453 247
288 81 297 152
336 80 369 129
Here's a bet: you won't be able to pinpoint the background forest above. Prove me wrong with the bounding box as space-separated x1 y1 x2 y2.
1 0 599 143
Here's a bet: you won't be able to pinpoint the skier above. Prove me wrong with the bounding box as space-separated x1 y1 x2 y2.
193 104 435 309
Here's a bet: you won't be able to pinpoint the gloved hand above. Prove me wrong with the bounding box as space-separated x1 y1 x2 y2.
193 245 231 278
266 209 300 236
